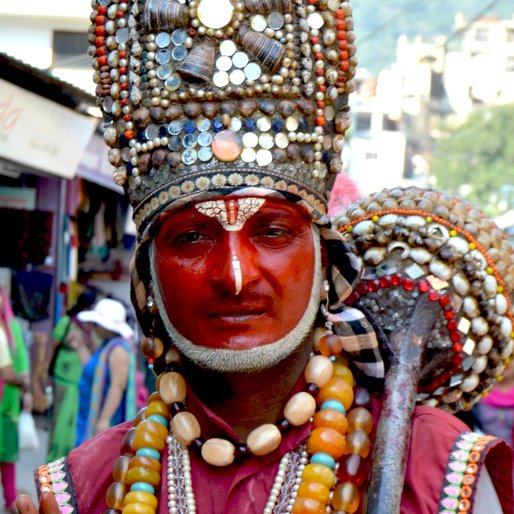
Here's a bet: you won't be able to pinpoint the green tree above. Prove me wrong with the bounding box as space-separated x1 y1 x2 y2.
432 103 514 216
353 1 513 73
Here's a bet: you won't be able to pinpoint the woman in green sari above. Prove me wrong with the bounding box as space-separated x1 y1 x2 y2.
0 287 31 513
46 290 97 461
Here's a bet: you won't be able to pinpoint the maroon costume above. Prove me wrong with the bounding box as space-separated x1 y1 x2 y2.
36 390 513 514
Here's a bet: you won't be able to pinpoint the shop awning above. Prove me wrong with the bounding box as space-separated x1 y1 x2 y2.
0 78 97 179
76 130 123 193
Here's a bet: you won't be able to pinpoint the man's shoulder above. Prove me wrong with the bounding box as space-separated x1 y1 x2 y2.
65 421 135 512
411 404 470 433
67 421 133 481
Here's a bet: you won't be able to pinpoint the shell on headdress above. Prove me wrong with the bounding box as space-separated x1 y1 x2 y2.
144 0 189 32
239 28 286 73
363 247 387 266
178 39 216 82
244 0 293 14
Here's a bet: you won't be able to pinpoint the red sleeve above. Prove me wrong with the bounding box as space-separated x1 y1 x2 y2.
67 421 132 513
401 405 513 514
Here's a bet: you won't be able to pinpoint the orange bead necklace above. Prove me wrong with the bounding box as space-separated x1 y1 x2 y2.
104 332 374 514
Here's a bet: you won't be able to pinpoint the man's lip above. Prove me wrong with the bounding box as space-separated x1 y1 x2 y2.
208 310 266 319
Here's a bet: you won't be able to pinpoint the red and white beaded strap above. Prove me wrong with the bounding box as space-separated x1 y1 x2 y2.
34 457 78 514
438 432 497 514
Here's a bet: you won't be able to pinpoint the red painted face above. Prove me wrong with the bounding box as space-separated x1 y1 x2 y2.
154 197 316 351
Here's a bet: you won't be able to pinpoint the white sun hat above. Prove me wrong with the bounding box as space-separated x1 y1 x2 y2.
77 298 134 339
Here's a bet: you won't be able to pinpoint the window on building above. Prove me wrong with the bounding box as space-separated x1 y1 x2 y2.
507 28 514 43
365 151 378 160
474 27 489 42
355 112 372 132
53 31 90 68
507 56 514 72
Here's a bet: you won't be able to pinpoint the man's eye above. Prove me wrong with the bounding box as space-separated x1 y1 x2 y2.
254 226 294 240
263 227 288 237
174 232 209 244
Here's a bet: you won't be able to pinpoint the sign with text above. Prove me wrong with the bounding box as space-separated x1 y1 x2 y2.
0 186 36 210
76 130 123 193
0 79 97 179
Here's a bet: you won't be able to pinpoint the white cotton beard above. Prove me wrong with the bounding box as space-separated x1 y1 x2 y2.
149 226 323 373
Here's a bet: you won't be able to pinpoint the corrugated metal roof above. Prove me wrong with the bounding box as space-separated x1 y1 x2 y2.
0 51 96 111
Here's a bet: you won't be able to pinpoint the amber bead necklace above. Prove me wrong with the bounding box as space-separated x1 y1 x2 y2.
104 328 374 514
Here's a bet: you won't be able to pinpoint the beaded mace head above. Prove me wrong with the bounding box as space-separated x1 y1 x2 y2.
89 0 357 232
335 186 514 413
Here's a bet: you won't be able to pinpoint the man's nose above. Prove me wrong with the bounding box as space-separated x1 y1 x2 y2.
211 233 261 295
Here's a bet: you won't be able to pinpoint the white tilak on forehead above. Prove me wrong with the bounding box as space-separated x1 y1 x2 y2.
195 197 266 295
194 197 266 231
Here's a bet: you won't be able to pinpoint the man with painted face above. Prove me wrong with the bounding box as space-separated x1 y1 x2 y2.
17 0 514 513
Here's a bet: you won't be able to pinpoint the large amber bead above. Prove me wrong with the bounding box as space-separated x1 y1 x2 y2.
106 481 127 510
137 420 168 440
284 392 316 426
122 503 155 514
128 456 161 473
124 491 158 510
332 482 360 513
312 326 328 353
201 438 236 467
140 336 164 360
312 409 348 434
158 372 186 404
306 427 346 459
132 421 167 452
171 411 201 446
134 407 147 426
121 427 136 454
317 377 354 410
125 466 161 487
297 481 330 505
340 454 368 487
291 497 326 514
332 363 354 386
132 429 165 452
112 455 131 483
247 424 282 456
353 386 371 407
301 463 335 489
304 355 333 388
146 400 170 421
318 334 344 357
164 347 182 365
347 407 373 434
148 391 162 403
346 429 371 458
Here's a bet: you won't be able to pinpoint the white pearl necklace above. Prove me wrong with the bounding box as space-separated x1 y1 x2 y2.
166 435 307 514
167 435 196 514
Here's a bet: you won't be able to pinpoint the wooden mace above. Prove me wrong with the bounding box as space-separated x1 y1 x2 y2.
364 295 441 514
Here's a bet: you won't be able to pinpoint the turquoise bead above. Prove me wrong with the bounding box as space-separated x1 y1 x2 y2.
311 452 336 469
320 400 345 414
130 482 155 494
136 448 161 461
147 414 169 427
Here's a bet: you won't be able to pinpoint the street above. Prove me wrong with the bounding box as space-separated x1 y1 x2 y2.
5 415 49 513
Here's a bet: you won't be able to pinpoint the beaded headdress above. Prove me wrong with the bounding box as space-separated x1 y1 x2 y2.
89 0 357 232
335 187 514 413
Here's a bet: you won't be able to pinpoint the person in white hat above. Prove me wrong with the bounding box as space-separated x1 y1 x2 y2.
74 298 137 444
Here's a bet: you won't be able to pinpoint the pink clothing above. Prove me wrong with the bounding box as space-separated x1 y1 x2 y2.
39 392 513 514
1 462 16 507
482 386 514 408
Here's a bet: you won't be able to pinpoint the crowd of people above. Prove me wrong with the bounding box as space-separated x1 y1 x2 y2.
0 289 144 512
